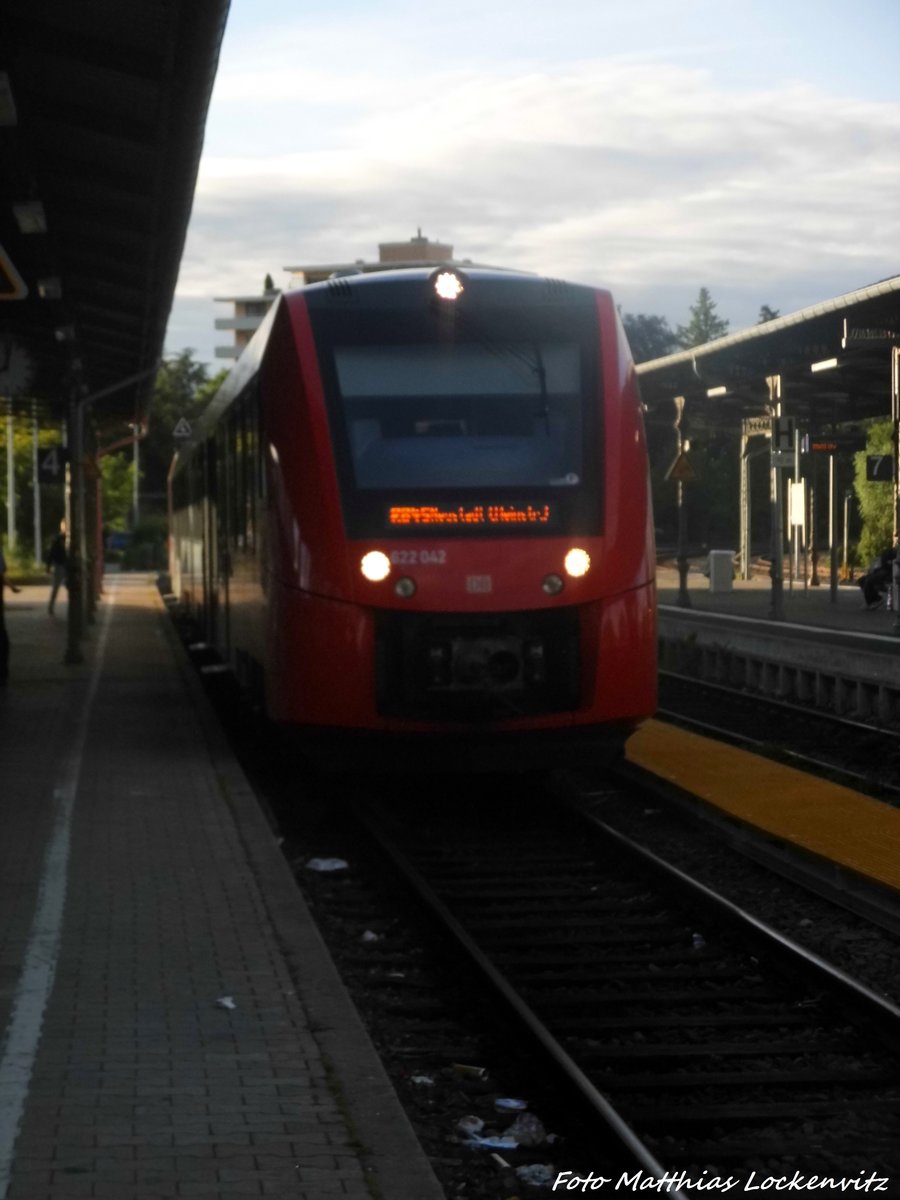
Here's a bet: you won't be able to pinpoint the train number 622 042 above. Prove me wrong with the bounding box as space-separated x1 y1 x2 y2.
390 549 448 566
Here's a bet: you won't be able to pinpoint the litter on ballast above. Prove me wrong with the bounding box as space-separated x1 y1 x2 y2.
215 995 237 1010
457 1115 485 1137
305 857 349 872
516 1163 556 1187
504 1111 546 1146
465 1135 519 1151
451 1062 487 1079
494 1097 528 1112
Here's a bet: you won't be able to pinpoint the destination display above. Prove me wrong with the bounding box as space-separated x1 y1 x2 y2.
388 502 555 528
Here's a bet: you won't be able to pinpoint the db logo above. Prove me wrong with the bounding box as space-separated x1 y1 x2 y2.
466 575 492 594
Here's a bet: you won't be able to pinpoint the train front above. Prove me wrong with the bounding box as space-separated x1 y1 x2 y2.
269 267 656 768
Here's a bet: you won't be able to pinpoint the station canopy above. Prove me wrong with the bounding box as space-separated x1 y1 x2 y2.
636 275 900 436
0 0 229 432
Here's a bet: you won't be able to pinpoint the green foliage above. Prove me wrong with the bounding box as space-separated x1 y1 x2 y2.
139 351 225 507
1 416 67 564
854 420 894 564
620 312 679 364
1 535 46 581
676 287 730 348
100 453 135 529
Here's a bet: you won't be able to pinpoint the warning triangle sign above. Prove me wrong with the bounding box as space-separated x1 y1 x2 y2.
665 452 696 482
173 418 192 439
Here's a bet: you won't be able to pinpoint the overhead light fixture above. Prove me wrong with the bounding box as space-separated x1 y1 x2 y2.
38 277 62 300
811 357 839 373
13 201 48 234
0 73 17 126
706 386 728 397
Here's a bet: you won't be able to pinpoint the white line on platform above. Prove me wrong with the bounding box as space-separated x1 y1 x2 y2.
0 585 117 1199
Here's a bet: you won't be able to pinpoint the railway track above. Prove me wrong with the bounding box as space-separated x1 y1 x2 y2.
184 633 900 1193
659 669 900 801
348 780 900 1185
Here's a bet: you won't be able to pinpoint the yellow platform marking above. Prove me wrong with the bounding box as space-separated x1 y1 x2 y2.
627 720 900 891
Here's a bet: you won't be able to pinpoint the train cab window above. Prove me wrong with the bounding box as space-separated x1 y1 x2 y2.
332 342 583 490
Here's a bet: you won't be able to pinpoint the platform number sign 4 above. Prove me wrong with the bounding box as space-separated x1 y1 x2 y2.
866 455 894 483
38 444 69 483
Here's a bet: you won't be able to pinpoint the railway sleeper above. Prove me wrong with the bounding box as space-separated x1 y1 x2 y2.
574 1037 862 1061
657 1133 897 1165
554 1011 812 1030
518 987 786 1007
623 1096 900 1126
597 1066 900 1090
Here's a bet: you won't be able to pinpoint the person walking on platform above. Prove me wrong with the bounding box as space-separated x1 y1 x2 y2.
45 525 68 615
0 545 22 685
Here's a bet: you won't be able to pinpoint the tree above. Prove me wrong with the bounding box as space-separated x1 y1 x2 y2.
137 351 225 512
854 420 894 564
99 452 135 529
676 288 730 348
1 415 68 565
757 305 780 323
620 312 679 364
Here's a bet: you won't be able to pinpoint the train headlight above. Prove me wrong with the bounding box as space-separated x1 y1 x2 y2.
394 576 416 598
361 550 391 582
542 573 565 595
433 270 464 301
564 548 591 578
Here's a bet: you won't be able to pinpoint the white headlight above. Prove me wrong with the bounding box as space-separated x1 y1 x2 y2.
434 270 464 301
361 550 391 582
564 548 591 578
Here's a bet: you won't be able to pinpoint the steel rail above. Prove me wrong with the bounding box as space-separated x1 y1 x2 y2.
660 667 900 744
564 792 900 1045
352 799 686 1190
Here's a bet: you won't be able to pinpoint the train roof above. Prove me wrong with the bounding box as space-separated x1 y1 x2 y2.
172 265 612 473
295 264 605 300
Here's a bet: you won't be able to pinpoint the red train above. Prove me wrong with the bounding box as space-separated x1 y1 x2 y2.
169 266 656 768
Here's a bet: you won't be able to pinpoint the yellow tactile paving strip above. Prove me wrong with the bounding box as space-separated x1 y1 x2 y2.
627 719 900 891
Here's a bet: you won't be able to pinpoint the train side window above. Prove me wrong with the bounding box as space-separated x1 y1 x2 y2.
243 394 257 553
229 416 240 552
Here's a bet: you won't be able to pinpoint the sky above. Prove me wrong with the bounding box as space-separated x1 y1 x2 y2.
164 0 900 369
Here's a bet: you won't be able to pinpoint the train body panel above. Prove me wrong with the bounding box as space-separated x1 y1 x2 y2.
170 266 657 768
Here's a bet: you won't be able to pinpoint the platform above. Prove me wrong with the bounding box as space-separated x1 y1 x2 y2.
0 576 444 1200
627 719 900 893
656 563 900 722
644 564 900 904
656 561 900 637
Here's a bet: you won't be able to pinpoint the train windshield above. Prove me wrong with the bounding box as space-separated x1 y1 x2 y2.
307 282 602 536
333 341 582 490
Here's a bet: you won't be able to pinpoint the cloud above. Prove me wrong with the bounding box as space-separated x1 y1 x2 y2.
171 42 899 362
